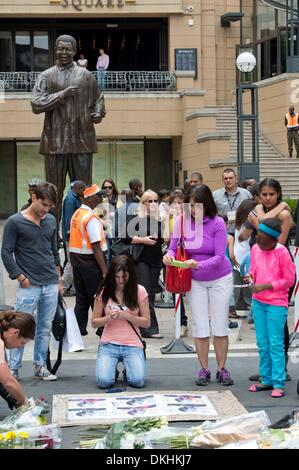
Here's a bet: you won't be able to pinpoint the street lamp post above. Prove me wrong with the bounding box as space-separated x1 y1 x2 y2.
236 52 260 183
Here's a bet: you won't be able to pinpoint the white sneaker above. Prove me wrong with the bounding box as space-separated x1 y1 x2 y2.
34 366 57 381
180 325 188 338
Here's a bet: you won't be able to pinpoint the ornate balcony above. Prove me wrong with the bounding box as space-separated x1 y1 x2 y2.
0 70 177 92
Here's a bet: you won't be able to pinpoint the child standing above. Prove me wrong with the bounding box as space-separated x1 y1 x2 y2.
248 218 295 398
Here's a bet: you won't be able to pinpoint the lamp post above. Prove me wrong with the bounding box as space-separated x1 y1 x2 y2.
236 52 260 183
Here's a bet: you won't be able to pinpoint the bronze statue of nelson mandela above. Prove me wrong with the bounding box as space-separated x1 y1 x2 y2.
31 34 106 222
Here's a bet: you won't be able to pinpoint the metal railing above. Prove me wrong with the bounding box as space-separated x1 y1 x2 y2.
0 71 177 92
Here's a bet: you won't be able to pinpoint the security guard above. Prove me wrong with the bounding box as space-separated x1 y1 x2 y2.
285 106 299 158
69 184 107 336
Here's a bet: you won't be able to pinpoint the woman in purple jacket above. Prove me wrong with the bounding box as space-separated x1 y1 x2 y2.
163 185 234 386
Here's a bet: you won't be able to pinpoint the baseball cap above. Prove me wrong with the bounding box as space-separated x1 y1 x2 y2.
83 184 107 199
28 178 42 187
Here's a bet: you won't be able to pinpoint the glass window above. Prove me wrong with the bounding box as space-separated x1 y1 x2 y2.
241 0 254 44
33 32 49 71
256 0 276 40
0 32 12 72
0 141 16 217
16 32 31 72
278 8 287 28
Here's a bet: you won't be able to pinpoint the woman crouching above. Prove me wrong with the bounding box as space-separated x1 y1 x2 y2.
92 255 150 389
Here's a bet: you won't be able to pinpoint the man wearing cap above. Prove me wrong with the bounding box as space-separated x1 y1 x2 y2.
69 184 108 336
31 34 106 223
61 180 86 296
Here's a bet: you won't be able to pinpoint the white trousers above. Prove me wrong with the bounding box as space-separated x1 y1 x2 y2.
187 273 232 338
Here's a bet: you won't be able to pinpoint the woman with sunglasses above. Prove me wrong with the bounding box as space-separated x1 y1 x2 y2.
128 190 164 339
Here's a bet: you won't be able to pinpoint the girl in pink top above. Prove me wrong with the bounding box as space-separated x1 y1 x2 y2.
248 218 295 398
92 255 150 389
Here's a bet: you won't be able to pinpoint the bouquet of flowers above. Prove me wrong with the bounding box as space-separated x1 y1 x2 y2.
0 397 49 432
79 417 169 449
0 425 61 449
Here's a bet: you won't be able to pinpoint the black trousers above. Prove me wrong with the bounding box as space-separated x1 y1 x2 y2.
45 153 93 223
72 263 103 336
135 261 161 337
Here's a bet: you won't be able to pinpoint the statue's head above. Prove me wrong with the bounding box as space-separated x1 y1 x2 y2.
55 35 77 67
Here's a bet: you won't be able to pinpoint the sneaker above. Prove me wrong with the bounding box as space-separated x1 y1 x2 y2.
34 366 57 381
11 369 19 380
216 368 234 386
180 325 188 338
195 368 211 386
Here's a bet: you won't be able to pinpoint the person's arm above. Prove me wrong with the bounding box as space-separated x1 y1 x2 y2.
271 248 296 292
91 295 112 328
0 344 27 406
63 198 76 241
278 209 293 246
255 202 290 221
285 116 288 127
1 219 24 281
228 235 239 268
92 242 107 276
50 218 63 292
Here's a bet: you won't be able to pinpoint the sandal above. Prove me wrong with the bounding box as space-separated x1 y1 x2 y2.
249 383 273 392
271 389 285 398
149 333 164 339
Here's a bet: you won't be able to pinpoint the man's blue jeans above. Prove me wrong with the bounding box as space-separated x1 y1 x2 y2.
9 284 58 371
97 68 106 89
253 299 288 389
96 342 146 389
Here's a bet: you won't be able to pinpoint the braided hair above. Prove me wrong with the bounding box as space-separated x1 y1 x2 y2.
0 311 35 340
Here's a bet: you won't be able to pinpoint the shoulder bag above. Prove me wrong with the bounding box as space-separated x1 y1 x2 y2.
165 215 192 294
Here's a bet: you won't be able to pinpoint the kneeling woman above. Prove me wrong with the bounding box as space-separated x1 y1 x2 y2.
0 311 35 407
92 255 150 389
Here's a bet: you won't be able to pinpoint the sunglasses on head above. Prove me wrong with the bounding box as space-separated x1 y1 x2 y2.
104 185 113 190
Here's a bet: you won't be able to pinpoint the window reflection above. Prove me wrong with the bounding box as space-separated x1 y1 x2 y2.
33 32 49 71
0 32 12 72
16 32 30 72
241 0 254 44
256 0 276 40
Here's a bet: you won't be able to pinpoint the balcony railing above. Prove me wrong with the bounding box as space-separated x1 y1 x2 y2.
0 71 177 93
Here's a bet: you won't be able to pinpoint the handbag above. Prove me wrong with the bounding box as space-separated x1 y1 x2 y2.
165 215 192 294
110 238 144 262
52 294 66 341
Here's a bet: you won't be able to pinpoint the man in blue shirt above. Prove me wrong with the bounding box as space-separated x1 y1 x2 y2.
61 180 86 295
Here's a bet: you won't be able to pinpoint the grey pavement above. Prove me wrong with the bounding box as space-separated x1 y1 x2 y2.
1 221 299 448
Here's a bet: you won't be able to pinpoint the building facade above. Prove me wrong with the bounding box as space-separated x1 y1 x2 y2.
0 0 297 217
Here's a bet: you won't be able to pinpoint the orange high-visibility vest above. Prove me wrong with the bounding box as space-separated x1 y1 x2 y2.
69 207 107 255
286 112 299 128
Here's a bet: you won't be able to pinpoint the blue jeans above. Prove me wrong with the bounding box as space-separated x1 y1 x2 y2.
97 68 106 89
253 299 288 389
96 342 146 389
9 284 58 371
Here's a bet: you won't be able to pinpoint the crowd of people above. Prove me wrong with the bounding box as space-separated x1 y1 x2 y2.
0 169 297 407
